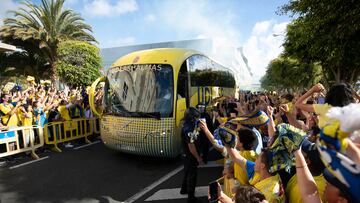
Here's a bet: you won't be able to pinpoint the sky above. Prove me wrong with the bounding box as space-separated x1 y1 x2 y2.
0 0 292 84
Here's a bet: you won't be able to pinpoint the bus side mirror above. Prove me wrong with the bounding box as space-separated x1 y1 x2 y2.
89 77 106 117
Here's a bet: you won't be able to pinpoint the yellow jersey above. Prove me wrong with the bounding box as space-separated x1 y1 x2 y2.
254 174 285 203
286 173 326 203
0 103 18 127
22 112 33 126
58 105 71 121
313 104 334 128
246 161 285 203
234 150 257 185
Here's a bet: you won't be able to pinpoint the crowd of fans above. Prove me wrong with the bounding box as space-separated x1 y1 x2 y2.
181 83 360 203
0 76 107 132
1 75 360 203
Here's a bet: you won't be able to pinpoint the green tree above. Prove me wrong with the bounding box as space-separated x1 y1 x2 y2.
0 51 48 79
56 40 101 86
280 0 360 85
261 57 323 91
0 0 96 82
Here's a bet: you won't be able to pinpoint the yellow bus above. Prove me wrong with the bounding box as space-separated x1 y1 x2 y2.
89 48 235 157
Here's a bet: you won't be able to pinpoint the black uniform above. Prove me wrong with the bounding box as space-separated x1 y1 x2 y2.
199 112 213 164
180 122 202 203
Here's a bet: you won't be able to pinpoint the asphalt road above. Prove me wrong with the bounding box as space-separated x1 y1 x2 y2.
0 138 223 203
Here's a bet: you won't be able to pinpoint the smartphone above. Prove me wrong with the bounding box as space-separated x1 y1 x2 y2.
209 181 219 202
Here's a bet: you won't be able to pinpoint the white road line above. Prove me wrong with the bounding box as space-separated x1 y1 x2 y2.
145 186 208 201
124 161 222 202
125 165 184 203
9 156 49 169
74 140 101 150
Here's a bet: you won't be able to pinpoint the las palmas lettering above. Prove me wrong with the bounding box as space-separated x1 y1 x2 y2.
109 64 162 73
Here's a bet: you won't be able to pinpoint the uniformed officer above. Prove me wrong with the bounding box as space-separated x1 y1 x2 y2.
196 104 213 164
180 107 204 203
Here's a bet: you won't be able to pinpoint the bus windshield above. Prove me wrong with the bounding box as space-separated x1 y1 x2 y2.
106 64 174 118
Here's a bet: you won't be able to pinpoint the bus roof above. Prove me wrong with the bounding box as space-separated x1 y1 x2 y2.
110 48 202 69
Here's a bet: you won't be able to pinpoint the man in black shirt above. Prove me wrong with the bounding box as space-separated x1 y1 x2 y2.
180 107 203 203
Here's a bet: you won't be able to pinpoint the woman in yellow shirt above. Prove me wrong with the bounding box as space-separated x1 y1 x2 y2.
286 140 326 203
295 83 355 153
295 83 355 128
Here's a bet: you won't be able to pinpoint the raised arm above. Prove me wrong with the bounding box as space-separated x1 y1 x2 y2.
346 139 360 164
281 104 309 132
225 145 247 168
199 121 227 156
295 83 325 113
266 106 276 138
294 149 321 203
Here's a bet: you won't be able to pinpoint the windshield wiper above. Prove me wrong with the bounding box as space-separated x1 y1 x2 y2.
136 112 161 120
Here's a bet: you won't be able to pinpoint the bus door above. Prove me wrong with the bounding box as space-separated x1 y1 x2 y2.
176 62 190 126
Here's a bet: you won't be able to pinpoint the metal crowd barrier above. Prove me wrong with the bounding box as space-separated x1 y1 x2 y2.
0 126 44 159
44 118 94 152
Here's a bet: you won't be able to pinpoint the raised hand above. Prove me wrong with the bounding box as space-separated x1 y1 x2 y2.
267 105 274 116
311 83 325 93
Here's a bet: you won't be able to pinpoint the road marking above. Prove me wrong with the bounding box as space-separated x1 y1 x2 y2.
9 156 49 169
145 186 208 201
124 161 222 202
101 196 125 203
74 140 101 150
125 165 183 203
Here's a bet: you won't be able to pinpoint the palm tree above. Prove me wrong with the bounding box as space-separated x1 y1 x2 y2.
0 0 96 82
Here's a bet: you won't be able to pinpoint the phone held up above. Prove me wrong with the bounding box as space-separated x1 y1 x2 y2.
209 181 219 202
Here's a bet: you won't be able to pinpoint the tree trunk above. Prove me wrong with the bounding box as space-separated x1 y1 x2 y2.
50 62 59 86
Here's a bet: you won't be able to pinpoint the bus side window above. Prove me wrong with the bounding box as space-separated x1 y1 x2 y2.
177 62 189 107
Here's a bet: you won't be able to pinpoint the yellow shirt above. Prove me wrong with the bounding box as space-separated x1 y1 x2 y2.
253 174 285 203
313 104 335 128
17 109 24 125
314 104 348 152
234 150 257 185
58 105 71 121
22 112 33 126
0 103 18 127
286 173 326 203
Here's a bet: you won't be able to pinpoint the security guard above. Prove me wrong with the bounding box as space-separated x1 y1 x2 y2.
180 107 203 203
197 104 213 164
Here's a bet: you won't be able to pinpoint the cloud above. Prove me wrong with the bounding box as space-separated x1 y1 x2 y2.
103 36 136 48
83 0 138 18
0 0 19 26
156 0 242 77
144 14 156 23
252 20 272 35
243 20 289 84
